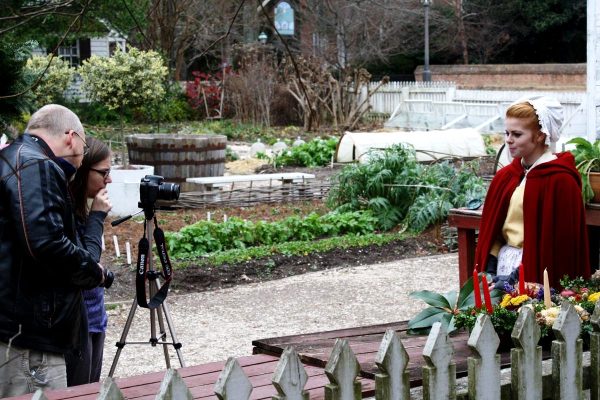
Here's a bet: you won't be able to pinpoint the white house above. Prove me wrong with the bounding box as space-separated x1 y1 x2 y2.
33 26 126 101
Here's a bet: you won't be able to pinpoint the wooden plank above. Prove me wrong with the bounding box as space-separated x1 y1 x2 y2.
187 173 316 185
252 321 407 351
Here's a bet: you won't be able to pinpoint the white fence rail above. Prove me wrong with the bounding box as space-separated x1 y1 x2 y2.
30 301 600 400
368 81 586 137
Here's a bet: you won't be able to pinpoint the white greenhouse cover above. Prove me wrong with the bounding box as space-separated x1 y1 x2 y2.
336 128 488 163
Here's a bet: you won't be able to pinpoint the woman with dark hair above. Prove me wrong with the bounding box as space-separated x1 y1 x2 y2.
475 97 590 290
66 137 112 386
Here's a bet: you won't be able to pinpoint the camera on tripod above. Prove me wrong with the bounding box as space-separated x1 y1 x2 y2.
138 175 181 211
108 174 186 376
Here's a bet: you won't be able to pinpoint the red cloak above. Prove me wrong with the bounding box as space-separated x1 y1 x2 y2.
474 152 590 289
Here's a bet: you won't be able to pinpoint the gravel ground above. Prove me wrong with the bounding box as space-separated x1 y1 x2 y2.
102 253 458 379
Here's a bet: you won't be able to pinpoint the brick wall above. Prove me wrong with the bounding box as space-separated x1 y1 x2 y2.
414 64 585 90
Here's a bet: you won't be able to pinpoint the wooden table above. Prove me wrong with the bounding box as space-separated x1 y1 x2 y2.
447 205 600 286
187 173 316 190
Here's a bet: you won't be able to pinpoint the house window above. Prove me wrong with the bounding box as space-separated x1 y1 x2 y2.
274 1 294 36
57 41 80 66
109 40 125 56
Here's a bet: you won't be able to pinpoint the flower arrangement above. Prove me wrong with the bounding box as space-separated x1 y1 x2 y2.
454 274 599 344
409 268 600 348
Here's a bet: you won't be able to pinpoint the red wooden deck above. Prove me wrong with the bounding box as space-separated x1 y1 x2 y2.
251 321 550 387
7 354 375 400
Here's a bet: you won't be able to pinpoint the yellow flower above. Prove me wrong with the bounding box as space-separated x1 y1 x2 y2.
588 292 600 303
500 294 512 308
510 295 530 307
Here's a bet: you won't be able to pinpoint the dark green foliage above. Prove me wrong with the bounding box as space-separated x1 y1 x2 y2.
138 83 193 123
0 40 35 134
327 144 486 232
165 210 378 259
65 101 126 125
272 138 338 167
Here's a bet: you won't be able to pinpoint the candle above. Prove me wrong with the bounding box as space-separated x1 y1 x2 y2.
473 268 482 309
481 275 494 314
519 262 526 295
543 268 552 308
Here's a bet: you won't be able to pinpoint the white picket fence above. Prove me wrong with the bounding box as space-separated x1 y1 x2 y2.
367 81 586 137
28 302 600 400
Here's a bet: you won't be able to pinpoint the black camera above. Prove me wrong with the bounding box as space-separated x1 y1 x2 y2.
138 175 180 210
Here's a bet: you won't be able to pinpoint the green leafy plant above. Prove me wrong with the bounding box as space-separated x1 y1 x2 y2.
327 144 486 232
407 277 476 334
272 137 338 167
165 210 378 259
407 276 503 334
567 137 600 202
174 231 408 269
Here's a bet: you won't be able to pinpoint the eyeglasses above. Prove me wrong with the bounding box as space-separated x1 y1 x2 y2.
66 130 89 156
90 168 111 179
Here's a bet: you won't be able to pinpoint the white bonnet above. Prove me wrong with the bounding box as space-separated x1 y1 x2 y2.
510 96 564 146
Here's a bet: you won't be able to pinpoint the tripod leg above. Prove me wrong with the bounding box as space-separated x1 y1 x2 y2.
155 304 172 369
108 298 138 377
159 297 186 367
150 279 179 368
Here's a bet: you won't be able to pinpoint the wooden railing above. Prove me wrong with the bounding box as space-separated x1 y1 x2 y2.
27 301 600 399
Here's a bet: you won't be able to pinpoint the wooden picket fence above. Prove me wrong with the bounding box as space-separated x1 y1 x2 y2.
29 302 600 399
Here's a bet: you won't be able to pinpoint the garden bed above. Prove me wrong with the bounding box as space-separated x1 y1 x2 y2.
101 202 447 302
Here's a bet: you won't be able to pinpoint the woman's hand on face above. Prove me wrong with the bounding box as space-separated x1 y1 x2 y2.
91 188 112 213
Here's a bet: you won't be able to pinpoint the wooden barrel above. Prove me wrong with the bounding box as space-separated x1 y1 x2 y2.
126 134 226 191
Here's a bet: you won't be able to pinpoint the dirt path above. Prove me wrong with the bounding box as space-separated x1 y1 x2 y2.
102 253 458 379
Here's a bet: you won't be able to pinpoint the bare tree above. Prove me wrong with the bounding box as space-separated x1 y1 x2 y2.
298 0 423 69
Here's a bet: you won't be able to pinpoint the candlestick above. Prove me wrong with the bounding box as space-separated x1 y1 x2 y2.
481 275 493 314
543 268 552 308
518 262 526 295
473 268 482 309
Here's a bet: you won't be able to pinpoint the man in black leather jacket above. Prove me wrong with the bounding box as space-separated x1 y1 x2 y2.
0 104 105 397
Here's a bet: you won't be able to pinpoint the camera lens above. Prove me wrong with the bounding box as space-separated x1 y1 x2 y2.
103 270 114 289
158 182 180 201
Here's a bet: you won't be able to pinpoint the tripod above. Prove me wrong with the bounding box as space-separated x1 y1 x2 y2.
108 213 185 377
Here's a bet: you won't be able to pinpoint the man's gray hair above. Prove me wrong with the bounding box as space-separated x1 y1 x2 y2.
26 104 84 137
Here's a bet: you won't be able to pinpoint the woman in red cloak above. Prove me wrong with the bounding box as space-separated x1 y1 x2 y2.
475 97 590 289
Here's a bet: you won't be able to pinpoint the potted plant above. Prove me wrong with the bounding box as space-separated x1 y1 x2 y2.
567 137 600 203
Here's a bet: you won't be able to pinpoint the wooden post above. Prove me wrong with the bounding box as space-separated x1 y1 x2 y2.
324 339 362 400
589 299 600 400
156 369 193 400
467 314 500 400
215 358 253 400
511 307 542 400
272 346 309 400
422 322 456 400
374 329 410 400
97 377 125 400
551 303 583 400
